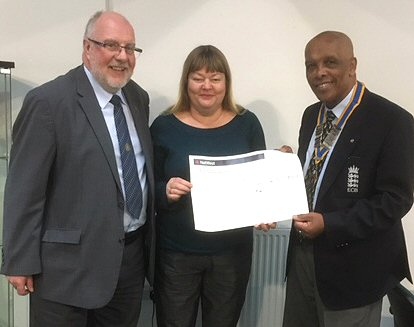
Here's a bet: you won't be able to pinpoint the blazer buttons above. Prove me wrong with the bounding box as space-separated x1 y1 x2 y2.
337 242 350 248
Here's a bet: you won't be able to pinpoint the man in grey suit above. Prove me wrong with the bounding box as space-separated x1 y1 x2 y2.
1 11 155 327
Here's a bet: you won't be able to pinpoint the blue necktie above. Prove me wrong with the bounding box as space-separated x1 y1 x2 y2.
110 95 143 220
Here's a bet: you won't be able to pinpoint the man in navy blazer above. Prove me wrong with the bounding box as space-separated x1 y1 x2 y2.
1 11 155 327
283 31 414 327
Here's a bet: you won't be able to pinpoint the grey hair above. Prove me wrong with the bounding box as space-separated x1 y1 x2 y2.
83 11 104 39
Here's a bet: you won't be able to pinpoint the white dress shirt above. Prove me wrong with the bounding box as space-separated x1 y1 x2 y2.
84 66 147 231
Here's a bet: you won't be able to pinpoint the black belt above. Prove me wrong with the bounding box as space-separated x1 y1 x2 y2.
124 227 144 245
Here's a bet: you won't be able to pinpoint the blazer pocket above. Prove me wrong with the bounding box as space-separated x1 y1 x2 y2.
42 229 81 244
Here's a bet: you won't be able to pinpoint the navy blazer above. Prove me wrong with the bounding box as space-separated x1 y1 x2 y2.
1 65 155 308
292 87 414 310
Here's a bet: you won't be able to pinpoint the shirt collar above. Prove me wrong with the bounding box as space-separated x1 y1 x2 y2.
327 84 356 119
83 65 125 109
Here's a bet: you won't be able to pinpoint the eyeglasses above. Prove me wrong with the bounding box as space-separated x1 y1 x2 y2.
87 38 143 56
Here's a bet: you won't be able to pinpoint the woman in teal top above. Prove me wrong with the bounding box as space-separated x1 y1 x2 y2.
150 45 267 327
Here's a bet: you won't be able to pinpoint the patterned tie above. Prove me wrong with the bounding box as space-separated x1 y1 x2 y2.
304 110 336 211
110 95 143 219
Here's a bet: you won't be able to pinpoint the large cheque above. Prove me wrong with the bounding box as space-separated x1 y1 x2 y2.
189 150 309 232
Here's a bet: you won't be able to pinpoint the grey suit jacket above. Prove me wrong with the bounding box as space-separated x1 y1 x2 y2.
1 65 155 309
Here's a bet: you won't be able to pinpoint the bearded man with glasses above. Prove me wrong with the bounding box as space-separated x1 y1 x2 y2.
1 10 155 327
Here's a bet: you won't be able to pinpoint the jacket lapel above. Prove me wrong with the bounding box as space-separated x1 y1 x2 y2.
298 106 319 165
123 84 154 189
316 123 360 202
75 67 122 192
316 95 368 203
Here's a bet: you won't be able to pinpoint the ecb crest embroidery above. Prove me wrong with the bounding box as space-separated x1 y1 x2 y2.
347 165 359 193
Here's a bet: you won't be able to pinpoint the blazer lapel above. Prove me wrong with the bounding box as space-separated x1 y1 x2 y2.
75 67 122 192
298 106 319 165
316 100 367 202
122 84 154 184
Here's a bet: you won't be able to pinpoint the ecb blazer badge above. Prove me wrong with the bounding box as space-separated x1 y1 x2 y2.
347 165 359 193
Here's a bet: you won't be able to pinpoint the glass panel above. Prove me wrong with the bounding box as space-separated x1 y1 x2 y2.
0 75 8 164
0 263 11 327
0 64 13 327
0 69 11 246
0 160 6 240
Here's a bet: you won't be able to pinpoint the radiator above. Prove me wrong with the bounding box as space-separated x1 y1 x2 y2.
238 227 290 327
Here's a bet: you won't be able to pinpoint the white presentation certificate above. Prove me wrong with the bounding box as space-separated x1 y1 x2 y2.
189 150 309 232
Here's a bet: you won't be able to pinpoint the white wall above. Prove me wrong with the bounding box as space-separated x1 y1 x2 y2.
2 0 414 288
